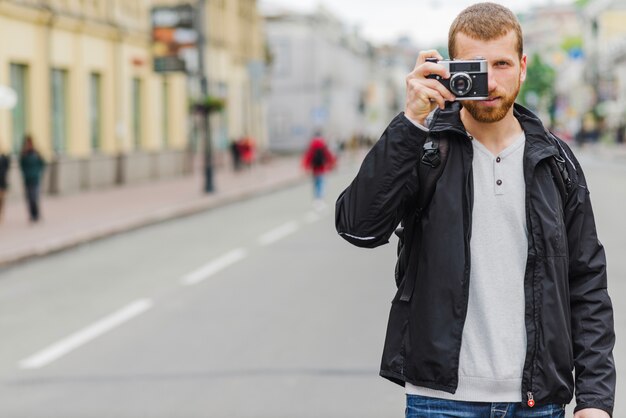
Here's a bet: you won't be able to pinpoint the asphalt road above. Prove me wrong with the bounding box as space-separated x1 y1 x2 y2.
0 149 624 418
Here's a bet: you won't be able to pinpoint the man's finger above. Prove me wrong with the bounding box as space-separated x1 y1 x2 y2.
422 78 457 102
417 62 450 80
413 50 444 70
408 81 446 110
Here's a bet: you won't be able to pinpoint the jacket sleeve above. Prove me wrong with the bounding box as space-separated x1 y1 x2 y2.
563 147 616 416
335 113 427 248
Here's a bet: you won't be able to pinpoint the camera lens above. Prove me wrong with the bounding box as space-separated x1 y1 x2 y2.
450 73 472 96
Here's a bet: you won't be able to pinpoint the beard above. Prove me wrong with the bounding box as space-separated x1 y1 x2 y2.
462 79 520 123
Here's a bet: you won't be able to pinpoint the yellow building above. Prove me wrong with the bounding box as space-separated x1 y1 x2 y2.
0 0 267 196
206 0 267 150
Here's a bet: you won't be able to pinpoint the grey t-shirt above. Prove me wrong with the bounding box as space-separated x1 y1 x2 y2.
407 132 528 401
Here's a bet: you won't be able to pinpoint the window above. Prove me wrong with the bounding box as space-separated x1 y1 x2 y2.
162 77 169 147
132 77 142 149
271 39 291 77
10 63 29 153
51 68 68 154
89 72 102 151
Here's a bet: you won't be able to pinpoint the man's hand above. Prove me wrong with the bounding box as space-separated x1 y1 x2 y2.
574 408 610 418
404 50 456 126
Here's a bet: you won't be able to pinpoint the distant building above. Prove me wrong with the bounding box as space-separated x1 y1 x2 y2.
582 0 626 129
519 3 586 133
263 6 372 152
202 0 268 154
519 0 626 139
364 40 419 140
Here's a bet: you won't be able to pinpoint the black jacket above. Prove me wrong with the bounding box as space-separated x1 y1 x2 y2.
0 154 10 189
335 104 615 415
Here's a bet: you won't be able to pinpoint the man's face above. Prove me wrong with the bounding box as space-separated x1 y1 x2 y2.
453 31 527 123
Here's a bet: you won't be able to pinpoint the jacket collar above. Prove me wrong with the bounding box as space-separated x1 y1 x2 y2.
513 103 560 163
429 102 559 164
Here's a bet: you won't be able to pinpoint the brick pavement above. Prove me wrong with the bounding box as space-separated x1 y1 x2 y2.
0 155 307 267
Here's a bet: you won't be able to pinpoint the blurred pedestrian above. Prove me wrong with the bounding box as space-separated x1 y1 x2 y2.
576 114 600 147
0 152 10 222
336 3 614 417
238 136 256 169
616 122 625 144
19 135 45 223
302 132 335 208
230 139 242 171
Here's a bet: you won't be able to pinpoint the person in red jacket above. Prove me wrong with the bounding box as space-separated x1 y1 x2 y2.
302 133 336 205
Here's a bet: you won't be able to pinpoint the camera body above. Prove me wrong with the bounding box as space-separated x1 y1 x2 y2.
426 58 488 100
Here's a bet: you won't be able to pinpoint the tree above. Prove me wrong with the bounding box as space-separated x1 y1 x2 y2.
574 0 590 8
518 53 556 113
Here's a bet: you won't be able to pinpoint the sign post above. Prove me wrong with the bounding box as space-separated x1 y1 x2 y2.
151 3 214 193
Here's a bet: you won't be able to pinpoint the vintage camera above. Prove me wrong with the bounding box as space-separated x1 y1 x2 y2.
426 58 488 100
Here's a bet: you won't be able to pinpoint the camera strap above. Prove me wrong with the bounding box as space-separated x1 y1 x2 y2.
545 128 577 206
397 133 450 302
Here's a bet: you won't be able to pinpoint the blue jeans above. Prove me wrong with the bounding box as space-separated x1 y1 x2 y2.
406 395 565 418
313 174 325 199
25 183 40 221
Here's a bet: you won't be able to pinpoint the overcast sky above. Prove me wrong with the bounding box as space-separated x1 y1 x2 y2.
260 0 575 46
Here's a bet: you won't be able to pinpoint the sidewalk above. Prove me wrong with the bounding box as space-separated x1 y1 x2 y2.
0 156 307 267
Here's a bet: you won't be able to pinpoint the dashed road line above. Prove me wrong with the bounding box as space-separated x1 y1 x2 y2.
258 221 299 246
180 248 248 286
19 299 153 369
304 211 321 223
18 214 313 370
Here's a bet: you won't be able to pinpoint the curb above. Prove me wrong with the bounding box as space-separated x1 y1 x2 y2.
0 173 309 269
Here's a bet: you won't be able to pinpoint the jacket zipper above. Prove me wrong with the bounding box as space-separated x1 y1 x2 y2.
523 152 557 408
439 120 559 406
458 134 474 386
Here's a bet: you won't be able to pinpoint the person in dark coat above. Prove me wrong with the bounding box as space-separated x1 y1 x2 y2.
230 139 242 171
19 135 46 222
336 3 614 417
0 152 10 222
616 122 625 144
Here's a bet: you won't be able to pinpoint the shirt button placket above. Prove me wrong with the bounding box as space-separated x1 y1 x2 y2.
494 156 504 195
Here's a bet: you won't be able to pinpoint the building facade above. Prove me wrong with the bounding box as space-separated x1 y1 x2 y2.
0 0 267 198
582 0 626 131
364 38 419 142
520 4 587 135
204 0 267 153
264 6 372 152
520 0 626 139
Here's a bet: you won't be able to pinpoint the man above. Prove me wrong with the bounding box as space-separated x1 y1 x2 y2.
0 152 9 222
19 135 45 223
302 131 336 208
335 3 615 417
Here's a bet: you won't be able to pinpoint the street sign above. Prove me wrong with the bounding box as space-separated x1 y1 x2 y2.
311 107 328 125
151 4 198 73
154 56 186 72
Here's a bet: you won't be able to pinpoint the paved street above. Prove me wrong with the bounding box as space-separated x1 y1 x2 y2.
0 150 624 417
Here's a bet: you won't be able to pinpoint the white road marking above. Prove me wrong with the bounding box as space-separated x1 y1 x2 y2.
304 211 321 223
258 221 299 246
19 299 153 370
181 248 248 286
